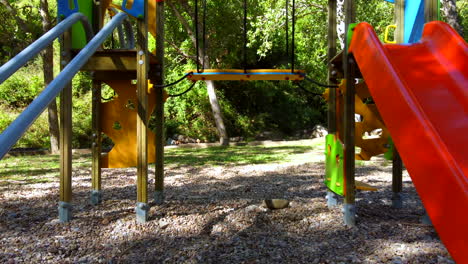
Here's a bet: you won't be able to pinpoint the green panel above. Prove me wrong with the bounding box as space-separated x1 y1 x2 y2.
72 0 94 49
384 137 394 160
346 23 358 52
325 134 345 196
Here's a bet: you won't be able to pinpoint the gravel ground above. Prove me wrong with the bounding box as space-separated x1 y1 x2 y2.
0 139 454 263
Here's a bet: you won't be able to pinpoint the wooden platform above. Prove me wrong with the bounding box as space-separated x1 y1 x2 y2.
186 69 305 81
77 49 160 80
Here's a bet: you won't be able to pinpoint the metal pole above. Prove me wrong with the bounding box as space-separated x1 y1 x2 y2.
326 0 339 208
135 0 150 223
0 12 127 160
0 13 93 84
343 0 356 227
154 0 165 205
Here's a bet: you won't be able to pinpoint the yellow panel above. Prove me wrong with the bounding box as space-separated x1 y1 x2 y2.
324 80 390 160
100 80 167 168
186 69 305 81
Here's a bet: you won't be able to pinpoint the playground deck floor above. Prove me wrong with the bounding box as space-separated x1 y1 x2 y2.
0 139 453 263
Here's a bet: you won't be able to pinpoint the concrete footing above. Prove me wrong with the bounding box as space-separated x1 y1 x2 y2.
391 192 403 209
135 202 149 223
326 191 340 208
58 201 72 222
154 191 165 205
90 190 102 205
343 203 356 227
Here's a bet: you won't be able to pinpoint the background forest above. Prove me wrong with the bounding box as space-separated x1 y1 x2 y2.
0 0 466 150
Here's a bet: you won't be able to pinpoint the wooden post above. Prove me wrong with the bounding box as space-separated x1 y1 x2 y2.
136 0 150 223
327 0 337 133
154 0 165 205
424 0 439 22
91 80 102 205
395 0 405 44
392 0 404 209
326 0 339 208
59 30 73 222
343 0 356 227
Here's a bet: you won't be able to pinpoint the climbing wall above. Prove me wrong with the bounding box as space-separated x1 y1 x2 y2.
100 80 166 168
324 80 391 160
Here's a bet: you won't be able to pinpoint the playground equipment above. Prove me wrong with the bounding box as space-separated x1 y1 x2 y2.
324 0 467 262
0 0 466 262
0 0 308 222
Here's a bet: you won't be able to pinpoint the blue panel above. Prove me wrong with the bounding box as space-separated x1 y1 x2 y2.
58 0 79 18
384 0 395 3
404 0 425 43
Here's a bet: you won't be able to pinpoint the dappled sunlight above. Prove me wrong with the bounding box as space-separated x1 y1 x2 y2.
0 139 453 262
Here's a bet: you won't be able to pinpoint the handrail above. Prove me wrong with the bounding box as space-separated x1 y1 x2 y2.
0 12 128 159
0 13 94 84
110 7 135 49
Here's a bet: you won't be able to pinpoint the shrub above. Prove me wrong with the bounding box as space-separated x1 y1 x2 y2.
0 74 43 107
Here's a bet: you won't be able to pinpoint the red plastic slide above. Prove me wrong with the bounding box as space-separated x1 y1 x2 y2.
349 21 467 262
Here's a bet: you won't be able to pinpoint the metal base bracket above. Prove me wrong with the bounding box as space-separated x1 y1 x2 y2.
391 192 403 209
90 190 102 205
58 201 72 222
343 203 356 227
326 191 340 208
154 191 165 205
135 202 150 223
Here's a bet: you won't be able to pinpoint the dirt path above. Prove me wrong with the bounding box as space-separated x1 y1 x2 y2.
0 139 453 263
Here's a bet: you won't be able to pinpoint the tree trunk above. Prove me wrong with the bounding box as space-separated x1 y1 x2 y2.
440 0 464 37
336 0 345 49
205 79 229 145
167 1 229 145
39 0 60 153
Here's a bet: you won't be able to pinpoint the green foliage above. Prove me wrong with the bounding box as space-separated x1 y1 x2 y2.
0 106 49 149
165 144 314 167
0 72 43 107
71 90 93 148
458 0 468 41
0 0 415 149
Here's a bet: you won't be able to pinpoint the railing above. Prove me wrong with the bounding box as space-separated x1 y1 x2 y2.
0 12 128 159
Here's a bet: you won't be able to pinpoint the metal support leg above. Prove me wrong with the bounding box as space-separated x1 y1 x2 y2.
58 201 72 222
136 202 150 223
326 190 339 208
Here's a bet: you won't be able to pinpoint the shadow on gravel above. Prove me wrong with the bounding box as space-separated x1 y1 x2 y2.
0 162 451 263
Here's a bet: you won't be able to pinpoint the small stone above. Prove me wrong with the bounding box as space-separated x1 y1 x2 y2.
159 220 169 229
101 218 110 225
262 199 290 210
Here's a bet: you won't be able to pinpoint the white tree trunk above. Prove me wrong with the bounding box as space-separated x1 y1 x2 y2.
167 1 229 145
337 0 346 49
440 0 464 37
205 80 229 145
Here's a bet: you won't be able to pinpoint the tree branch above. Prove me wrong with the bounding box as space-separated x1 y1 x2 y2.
166 39 198 61
0 0 33 33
